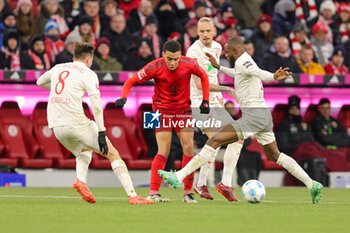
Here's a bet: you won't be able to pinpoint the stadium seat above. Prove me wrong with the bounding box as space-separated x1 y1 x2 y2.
0 101 52 168
271 104 288 132
0 136 18 167
246 138 283 170
338 105 350 134
304 104 318 123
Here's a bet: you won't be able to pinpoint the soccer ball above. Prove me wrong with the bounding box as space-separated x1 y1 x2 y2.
241 179 266 203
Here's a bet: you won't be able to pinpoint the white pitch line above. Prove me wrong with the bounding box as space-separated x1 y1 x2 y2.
0 195 350 205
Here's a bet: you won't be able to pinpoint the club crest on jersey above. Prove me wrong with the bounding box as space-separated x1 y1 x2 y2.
143 111 161 129
138 69 147 80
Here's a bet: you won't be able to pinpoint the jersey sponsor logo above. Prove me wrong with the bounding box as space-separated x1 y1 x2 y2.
143 110 161 129
242 61 253 69
137 69 147 80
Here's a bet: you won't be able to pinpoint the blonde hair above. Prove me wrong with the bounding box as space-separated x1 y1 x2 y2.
198 17 214 25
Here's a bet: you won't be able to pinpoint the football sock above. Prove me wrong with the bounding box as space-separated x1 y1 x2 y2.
277 153 313 190
221 142 242 187
111 159 137 197
176 145 216 183
150 154 167 195
76 151 92 184
197 148 219 186
182 154 195 195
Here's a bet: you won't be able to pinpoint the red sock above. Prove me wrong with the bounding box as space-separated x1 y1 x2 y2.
149 154 167 195
182 154 194 195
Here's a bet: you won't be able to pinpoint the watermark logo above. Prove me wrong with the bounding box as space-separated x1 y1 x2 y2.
143 110 161 129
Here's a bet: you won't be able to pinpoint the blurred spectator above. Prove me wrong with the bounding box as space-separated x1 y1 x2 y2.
294 0 319 27
276 95 314 155
264 36 302 73
100 0 119 34
250 14 274 64
55 33 80 65
117 0 141 19
0 11 17 49
94 37 123 71
0 30 34 70
215 24 240 49
317 0 340 46
311 98 349 149
127 0 154 34
290 22 311 58
132 15 163 59
26 35 51 70
213 1 237 35
244 40 263 68
102 13 132 65
272 0 300 37
55 32 100 70
124 38 154 71
337 3 350 44
155 0 184 41
190 1 208 21
44 19 65 63
6 0 39 17
0 0 14 20
231 0 262 29
81 0 101 38
67 15 96 47
311 23 333 66
36 0 69 39
324 45 349 75
15 0 38 50
178 19 198 55
296 45 325 74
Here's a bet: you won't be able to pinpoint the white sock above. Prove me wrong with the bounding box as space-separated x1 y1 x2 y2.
111 159 137 197
176 145 216 183
221 142 242 187
197 147 219 186
76 151 92 184
277 153 313 190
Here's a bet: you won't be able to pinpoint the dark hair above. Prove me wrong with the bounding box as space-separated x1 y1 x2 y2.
301 45 313 51
84 0 100 4
319 98 330 106
163 40 181 53
243 40 253 45
74 42 94 60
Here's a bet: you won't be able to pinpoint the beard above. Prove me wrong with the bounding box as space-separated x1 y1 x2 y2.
229 56 235 67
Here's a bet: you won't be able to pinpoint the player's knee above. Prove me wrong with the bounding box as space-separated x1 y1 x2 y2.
206 136 221 149
182 141 193 155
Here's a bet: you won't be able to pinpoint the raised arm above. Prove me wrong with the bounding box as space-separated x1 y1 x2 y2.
36 70 52 90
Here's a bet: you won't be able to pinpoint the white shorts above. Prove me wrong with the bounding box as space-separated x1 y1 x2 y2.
231 108 275 146
192 101 234 132
53 121 100 156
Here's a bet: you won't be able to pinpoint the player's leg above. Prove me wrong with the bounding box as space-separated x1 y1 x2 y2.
177 127 197 203
148 130 172 202
159 124 240 188
259 135 322 204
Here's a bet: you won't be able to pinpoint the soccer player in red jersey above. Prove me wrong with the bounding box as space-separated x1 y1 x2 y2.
115 40 210 203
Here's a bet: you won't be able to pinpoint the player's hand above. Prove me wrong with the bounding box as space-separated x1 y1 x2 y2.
98 131 108 155
205 52 220 69
273 67 292 81
200 100 210 114
115 98 127 108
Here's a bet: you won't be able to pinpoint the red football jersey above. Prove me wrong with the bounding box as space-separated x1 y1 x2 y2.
122 56 209 110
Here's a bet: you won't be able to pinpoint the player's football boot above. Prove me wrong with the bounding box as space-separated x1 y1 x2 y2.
129 195 154 205
310 181 323 204
182 193 197 203
73 179 96 204
158 170 180 189
194 184 214 200
146 194 170 203
216 182 239 202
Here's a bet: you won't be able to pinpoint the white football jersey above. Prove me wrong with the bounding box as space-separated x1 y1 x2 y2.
40 61 100 128
186 40 222 105
220 52 275 108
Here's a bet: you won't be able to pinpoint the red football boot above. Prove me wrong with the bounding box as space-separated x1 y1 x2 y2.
129 195 154 205
194 184 214 200
216 182 239 202
73 179 96 204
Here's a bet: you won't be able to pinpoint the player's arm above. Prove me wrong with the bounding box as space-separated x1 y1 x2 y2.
241 60 292 82
85 73 108 155
115 67 152 107
193 77 236 99
36 69 52 90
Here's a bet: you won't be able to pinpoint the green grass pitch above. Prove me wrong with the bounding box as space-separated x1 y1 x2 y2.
0 187 349 233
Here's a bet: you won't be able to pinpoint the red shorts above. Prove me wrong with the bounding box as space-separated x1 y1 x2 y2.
153 107 193 134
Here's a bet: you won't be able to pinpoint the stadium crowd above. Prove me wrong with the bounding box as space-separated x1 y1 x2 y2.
0 0 350 74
